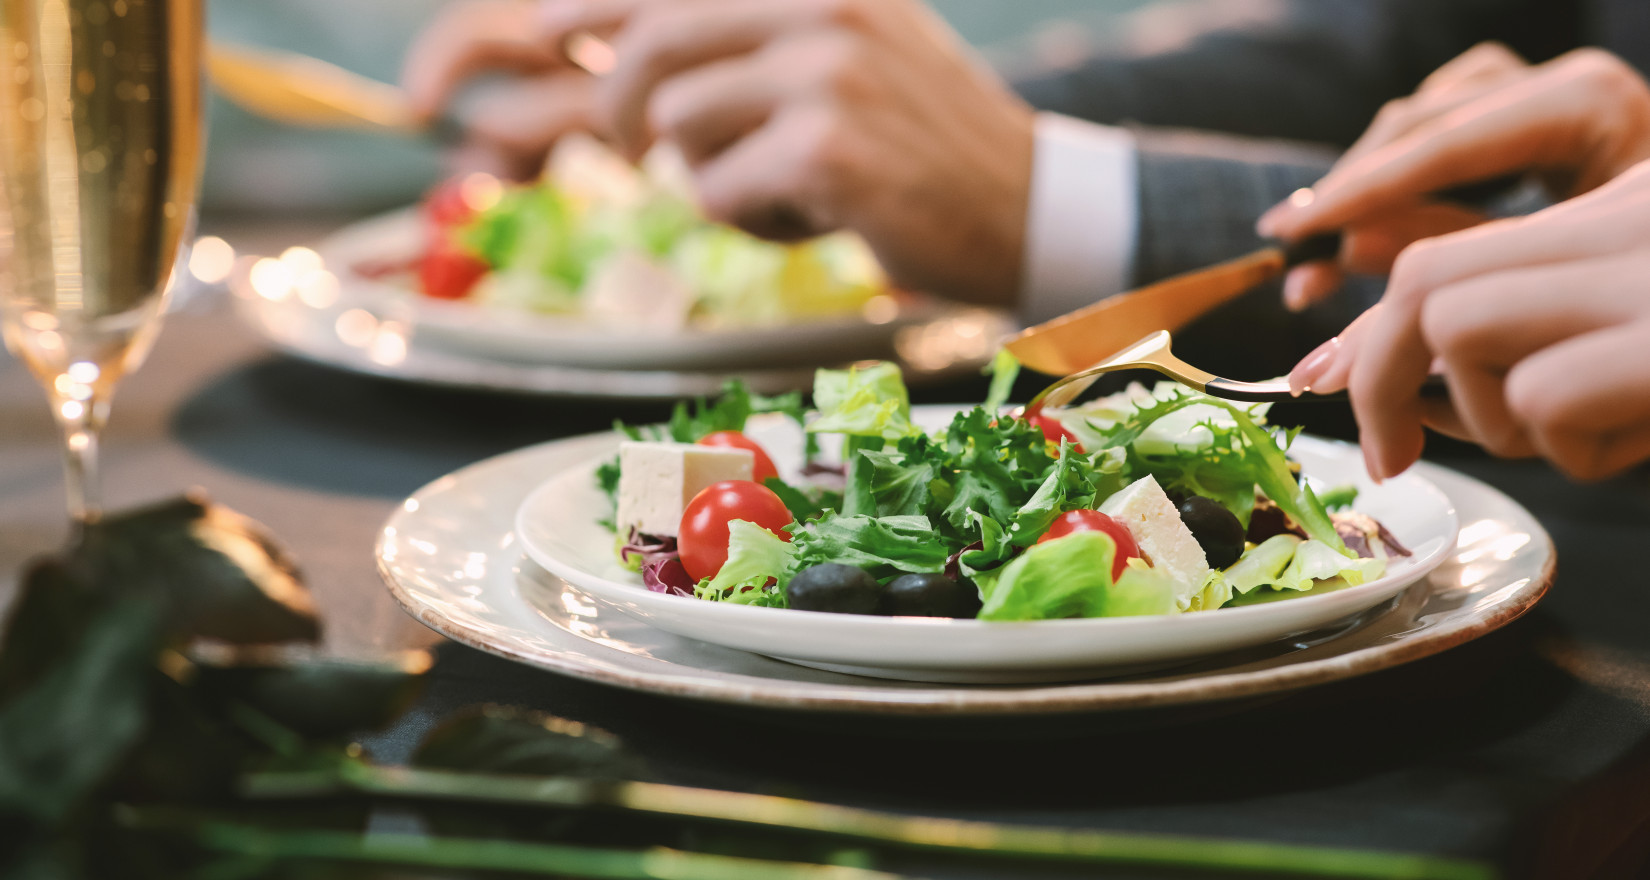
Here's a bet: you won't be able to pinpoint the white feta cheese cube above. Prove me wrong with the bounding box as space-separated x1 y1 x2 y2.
614 442 754 537
1099 475 1211 606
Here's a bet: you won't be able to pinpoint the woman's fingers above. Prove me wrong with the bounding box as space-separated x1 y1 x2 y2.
1504 320 1650 479
403 0 564 118
1417 248 1650 371
1337 202 1487 274
1289 304 1381 395
1416 41 1528 94
1281 262 1343 312
1265 49 1650 241
1331 44 1528 171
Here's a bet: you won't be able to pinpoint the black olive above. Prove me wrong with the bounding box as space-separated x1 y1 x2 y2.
1176 496 1246 569
786 563 883 615
882 573 982 618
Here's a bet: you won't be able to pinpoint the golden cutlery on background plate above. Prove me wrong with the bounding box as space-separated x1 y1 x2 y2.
207 33 615 138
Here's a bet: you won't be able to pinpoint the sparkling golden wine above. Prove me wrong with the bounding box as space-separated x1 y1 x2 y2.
0 0 203 520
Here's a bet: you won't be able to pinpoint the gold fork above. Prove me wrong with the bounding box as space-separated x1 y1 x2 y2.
1018 330 1446 416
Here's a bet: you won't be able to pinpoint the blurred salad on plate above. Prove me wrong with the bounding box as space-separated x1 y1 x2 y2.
382 136 886 332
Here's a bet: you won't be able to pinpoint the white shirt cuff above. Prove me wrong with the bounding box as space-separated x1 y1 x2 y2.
1019 113 1139 324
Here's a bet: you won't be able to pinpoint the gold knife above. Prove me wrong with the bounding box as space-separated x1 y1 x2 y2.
1004 235 1338 376
207 43 426 135
207 34 616 138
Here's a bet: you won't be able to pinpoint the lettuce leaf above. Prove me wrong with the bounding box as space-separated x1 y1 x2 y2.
1223 535 1303 595
809 362 918 442
790 513 950 582
976 532 1176 621
1274 539 1385 592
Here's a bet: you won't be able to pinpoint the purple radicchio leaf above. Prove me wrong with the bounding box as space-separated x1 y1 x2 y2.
642 557 695 597
620 529 678 568
1331 511 1412 559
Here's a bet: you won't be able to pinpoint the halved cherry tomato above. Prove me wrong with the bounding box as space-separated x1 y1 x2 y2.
696 431 779 483
1036 509 1140 580
420 244 488 300
1027 413 1083 453
679 480 793 582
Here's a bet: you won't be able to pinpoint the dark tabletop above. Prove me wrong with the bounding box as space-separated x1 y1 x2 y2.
4 242 1650 879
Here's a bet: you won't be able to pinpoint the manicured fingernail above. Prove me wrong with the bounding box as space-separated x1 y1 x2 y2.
1289 337 1339 396
1258 188 1316 237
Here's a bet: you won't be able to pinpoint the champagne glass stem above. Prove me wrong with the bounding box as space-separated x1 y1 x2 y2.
56 398 105 524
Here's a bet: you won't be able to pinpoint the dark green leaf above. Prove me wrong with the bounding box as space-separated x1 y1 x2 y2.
791 514 950 582
0 596 160 824
190 646 432 741
981 349 1020 414
762 478 824 522
412 705 638 780
73 495 321 646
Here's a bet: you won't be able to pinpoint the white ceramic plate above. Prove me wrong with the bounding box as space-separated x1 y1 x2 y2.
230 276 1010 399
512 409 1459 682
312 209 979 371
378 417 1550 714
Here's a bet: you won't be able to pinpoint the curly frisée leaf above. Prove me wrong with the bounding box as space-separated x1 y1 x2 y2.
695 520 797 605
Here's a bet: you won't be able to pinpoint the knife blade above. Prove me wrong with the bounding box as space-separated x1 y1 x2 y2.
207 43 430 136
1004 234 1337 376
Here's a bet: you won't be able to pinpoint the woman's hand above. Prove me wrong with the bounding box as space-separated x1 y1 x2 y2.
1288 160 1650 483
400 0 597 180
1258 44 1650 311
537 0 1037 305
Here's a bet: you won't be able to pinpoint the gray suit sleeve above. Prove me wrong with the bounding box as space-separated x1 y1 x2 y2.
1129 129 1382 377
1012 0 1581 147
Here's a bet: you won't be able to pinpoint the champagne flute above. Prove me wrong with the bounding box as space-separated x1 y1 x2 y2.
0 0 204 523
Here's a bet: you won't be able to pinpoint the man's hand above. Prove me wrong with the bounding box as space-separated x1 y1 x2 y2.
401 0 597 180
1258 44 1650 311
1288 160 1650 483
539 0 1037 305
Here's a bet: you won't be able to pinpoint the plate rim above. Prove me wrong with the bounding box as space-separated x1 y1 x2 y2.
376 425 1554 715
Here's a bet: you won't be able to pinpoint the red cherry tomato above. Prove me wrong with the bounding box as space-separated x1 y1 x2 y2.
423 176 481 229
696 431 779 483
679 480 794 582
420 244 488 300
1027 413 1083 453
1036 509 1140 580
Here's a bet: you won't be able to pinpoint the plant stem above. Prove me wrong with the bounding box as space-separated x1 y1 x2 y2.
139 817 906 880
242 765 1498 880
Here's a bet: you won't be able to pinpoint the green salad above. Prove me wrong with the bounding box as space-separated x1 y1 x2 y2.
602 361 1408 620
413 140 884 328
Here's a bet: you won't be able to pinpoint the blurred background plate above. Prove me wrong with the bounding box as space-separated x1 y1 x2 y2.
229 267 1012 398
311 209 984 370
